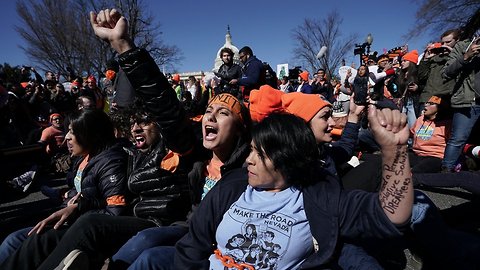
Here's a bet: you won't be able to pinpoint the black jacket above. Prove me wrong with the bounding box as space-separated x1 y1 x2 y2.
188 138 250 205
117 48 197 225
216 63 242 97
174 168 402 269
311 81 334 102
70 139 130 216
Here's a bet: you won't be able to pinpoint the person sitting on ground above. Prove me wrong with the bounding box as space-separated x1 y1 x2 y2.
7 113 68 192
413 143 480 196
409 95 452 172
0 8 208 269
252 87 386 269
108 93 251 270
174 109 413 269
39 113 66 156
0 109 130 267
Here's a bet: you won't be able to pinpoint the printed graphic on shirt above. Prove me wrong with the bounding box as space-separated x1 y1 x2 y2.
416 124 434 141
209 187 312 270
202 176 218 200
218 205 296 269
74 168 83 192
202 159 223 200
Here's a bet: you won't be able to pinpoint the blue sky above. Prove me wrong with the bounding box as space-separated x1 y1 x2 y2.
1 0 435 74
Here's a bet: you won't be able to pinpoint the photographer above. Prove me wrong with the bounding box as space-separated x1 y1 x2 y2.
418 29 460 112
215 48 242 98
441 31 480 172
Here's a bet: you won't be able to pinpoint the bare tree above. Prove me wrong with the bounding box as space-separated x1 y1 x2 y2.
92 0 183 70
407 0 480 39
15 0 182 78
291 10 358 78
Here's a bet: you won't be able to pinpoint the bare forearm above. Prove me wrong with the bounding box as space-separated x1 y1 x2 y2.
379 145 413 224
110 38 135 54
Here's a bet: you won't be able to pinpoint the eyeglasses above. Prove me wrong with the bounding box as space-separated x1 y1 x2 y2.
239 54 246 60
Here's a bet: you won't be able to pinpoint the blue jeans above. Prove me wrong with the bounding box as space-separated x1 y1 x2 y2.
0 227 32 264
128 246 176 270
442 105 480 170
338 243 382 270
410 191 439 230
402 97 417 128
111 225 188 269
409 191 480 268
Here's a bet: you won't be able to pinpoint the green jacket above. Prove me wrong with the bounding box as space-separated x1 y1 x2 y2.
418 54 455 103
442 39 480 108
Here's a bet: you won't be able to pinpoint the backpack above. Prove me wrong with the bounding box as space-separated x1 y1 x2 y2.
262 62 278 89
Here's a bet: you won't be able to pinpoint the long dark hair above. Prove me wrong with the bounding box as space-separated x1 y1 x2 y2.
352 65 369 95
396 63 418 95
70 109 115 156
252 113 319 187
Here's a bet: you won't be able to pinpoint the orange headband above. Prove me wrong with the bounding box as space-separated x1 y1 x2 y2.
49 113 62 123
208 93 243 123
427 95 441 105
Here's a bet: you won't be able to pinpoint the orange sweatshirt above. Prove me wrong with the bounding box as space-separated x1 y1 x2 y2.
410 115 451 159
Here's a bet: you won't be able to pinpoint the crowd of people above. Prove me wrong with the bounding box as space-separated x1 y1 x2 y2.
0 7 479 270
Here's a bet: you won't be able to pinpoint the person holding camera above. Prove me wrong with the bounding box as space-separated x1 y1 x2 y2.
215 48 242 98
311 68 334 102
418 29 460 112
441 31 480 172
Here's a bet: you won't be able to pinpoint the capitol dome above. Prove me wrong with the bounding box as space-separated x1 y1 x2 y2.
213 25 240 72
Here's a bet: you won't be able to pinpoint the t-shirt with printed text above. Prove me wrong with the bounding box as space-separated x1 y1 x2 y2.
209 185 313 270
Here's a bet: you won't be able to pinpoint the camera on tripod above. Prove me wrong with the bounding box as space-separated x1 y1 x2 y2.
354 43 367 56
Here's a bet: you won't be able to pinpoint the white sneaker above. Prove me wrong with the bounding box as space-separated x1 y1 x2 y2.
9 170 36 192
54 249 89 270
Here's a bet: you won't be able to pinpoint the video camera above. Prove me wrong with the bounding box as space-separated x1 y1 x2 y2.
354 43 367 56
288 66 302 81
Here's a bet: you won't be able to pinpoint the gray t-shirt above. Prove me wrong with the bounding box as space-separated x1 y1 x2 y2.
209 185 313 270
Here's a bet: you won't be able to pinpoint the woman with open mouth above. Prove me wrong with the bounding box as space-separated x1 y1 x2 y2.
107 92 251 270
4 8 253 270
175 109 413 270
